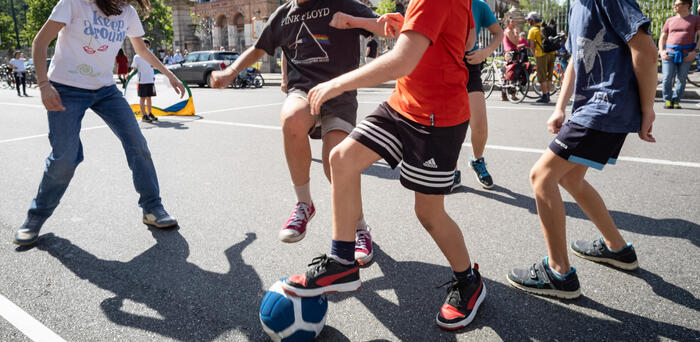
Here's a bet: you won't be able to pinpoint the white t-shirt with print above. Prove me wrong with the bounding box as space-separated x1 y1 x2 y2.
9 58 26 73
131 54 154 84
47 0 145 90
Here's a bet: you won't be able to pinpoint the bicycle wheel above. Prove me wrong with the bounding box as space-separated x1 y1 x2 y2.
0 75 8 89
528 72 541 98
687 69 700 87
481 66 495 99
549 72 561 96
508 69 530 104
254 74 264 88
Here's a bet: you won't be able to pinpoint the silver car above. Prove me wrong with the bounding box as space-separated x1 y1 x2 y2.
167 51 239 87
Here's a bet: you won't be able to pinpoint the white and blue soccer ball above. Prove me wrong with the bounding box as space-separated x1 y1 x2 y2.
259 280 328 342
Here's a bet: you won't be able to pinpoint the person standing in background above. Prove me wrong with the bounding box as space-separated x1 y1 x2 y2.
116 48 129 86
366 34 378 63
10 51 29 97
659 0 700 109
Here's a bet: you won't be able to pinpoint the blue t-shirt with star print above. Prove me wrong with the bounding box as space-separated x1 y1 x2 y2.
566 0 650 133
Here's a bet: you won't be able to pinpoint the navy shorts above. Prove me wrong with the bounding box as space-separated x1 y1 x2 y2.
137 83 156 97
349 102 468 194
549 121 627 170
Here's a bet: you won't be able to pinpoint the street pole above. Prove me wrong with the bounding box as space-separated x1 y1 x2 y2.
9 0 21 48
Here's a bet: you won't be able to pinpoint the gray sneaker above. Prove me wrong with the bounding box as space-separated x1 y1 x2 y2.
571 238 638 270
13 215 49 246
143 207 178 228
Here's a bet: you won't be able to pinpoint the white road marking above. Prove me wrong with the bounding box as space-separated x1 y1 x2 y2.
0 102 44 108
3 103 699 168
0 126 108 144
0 294 67 342
197 102 283 115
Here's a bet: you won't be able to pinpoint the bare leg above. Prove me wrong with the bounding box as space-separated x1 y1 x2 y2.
329 138 381 242
146 97 152 114
139 97 146 117
468 91 488 159
280 96 315 186
414 192 471 272
321 130 348 182
529 149 578 275
559 165 627 250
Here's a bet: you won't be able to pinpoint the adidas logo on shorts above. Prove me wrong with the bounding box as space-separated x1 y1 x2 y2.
423 158 438 169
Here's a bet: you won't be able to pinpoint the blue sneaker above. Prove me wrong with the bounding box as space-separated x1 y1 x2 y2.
450 170 462 192
143 207 178 228
470 157 494 189
13 215 49 246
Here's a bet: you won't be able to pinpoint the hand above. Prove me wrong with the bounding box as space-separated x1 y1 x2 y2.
660 50 671 61
377 13 404 38
308 80 343 115
638 109 656 142
40 85 66 111
684 51 697 62
210 69 234 89
329 12 355 30
547 108 566 134
167 75 186 98
465 49 490 64
281 79 288 94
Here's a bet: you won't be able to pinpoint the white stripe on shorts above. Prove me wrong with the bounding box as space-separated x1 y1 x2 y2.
361 120 403 148
356 121 403 157
400 170 454 188
354 126 402 164
399 162 455 188
356 125 403 160
401 161 456 176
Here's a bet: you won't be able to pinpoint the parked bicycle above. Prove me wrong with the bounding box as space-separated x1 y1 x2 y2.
480 55 507 99
0 64 14 89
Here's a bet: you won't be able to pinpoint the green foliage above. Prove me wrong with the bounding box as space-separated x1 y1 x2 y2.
0 13 17 50
23 0 59 48
140 0 173 49
1 0 30 50
375 0 396 15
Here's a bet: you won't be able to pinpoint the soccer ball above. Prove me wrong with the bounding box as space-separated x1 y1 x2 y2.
259 280 328 341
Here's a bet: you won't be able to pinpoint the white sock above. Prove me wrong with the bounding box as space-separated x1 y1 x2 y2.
356 216 368 231
293 182 312 205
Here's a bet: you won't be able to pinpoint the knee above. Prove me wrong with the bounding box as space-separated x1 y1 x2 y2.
281 111 310 139
529 165 550 193
329 144 355 175
414 205 440 233
46 155 81 181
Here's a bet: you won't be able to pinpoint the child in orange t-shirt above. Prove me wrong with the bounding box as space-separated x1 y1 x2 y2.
282 0 485 330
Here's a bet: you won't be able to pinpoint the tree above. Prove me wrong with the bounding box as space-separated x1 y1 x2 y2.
375 0 396 15
140 0 173 50
23 0 58 48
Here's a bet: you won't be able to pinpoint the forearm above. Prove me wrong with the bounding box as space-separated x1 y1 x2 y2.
131 39 176 78
483 29 504 55
658 33 666 53
330 49 405 92
348 16 387 38
631 38 658 111
555 61 575 111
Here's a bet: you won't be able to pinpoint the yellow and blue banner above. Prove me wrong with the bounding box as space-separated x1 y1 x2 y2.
124 69 195 116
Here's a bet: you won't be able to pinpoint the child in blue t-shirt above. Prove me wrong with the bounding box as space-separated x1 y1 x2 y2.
507 0 658 299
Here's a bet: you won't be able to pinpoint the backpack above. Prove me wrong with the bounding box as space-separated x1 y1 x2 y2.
540 26 560 53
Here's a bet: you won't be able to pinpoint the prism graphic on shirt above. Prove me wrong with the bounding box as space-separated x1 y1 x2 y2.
289 22 330 64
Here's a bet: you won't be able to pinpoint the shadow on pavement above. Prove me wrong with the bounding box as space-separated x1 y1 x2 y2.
36 229 270 341
329 244 698 341
456 184 700 312
311 158 399 180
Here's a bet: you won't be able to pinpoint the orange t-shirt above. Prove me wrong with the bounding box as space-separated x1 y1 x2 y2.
387 0 473 127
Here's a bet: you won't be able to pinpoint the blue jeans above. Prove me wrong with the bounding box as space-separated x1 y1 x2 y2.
662 59 692 103
28 82 162 218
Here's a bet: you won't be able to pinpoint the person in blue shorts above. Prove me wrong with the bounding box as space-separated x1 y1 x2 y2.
507 0 658 299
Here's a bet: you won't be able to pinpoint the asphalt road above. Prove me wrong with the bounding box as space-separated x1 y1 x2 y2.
0 84 698 342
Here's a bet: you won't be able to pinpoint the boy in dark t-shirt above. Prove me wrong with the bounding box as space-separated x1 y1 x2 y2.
507 0 657 299
210 0 386 265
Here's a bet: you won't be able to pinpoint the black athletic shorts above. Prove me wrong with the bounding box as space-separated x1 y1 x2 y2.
549 121 627 170
137 83 156 97
466 62 483 93
349 102 468 194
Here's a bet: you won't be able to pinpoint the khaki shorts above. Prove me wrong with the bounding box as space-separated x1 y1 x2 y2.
287 89 355 138
536 54 556 83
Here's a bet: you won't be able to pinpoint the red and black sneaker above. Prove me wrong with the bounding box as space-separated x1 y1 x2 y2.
436 264 487 330
283 254 361 297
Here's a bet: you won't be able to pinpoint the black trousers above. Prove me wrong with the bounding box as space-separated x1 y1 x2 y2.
14 72 26 95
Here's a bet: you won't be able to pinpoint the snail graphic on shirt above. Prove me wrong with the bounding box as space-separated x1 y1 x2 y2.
68 64 100 77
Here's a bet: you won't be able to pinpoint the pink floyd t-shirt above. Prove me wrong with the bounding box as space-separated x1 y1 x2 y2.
48 0 145 90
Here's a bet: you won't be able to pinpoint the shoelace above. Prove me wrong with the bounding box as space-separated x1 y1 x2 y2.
25 216 43 231
307 255 330 272
356 231 370 250
287 204 310 228
472 159 489 177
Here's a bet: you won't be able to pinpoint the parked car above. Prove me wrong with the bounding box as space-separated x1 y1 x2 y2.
167 51 239 87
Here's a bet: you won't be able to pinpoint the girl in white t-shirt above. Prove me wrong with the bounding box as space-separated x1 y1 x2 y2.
13 0 187 247
9 51 28 97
